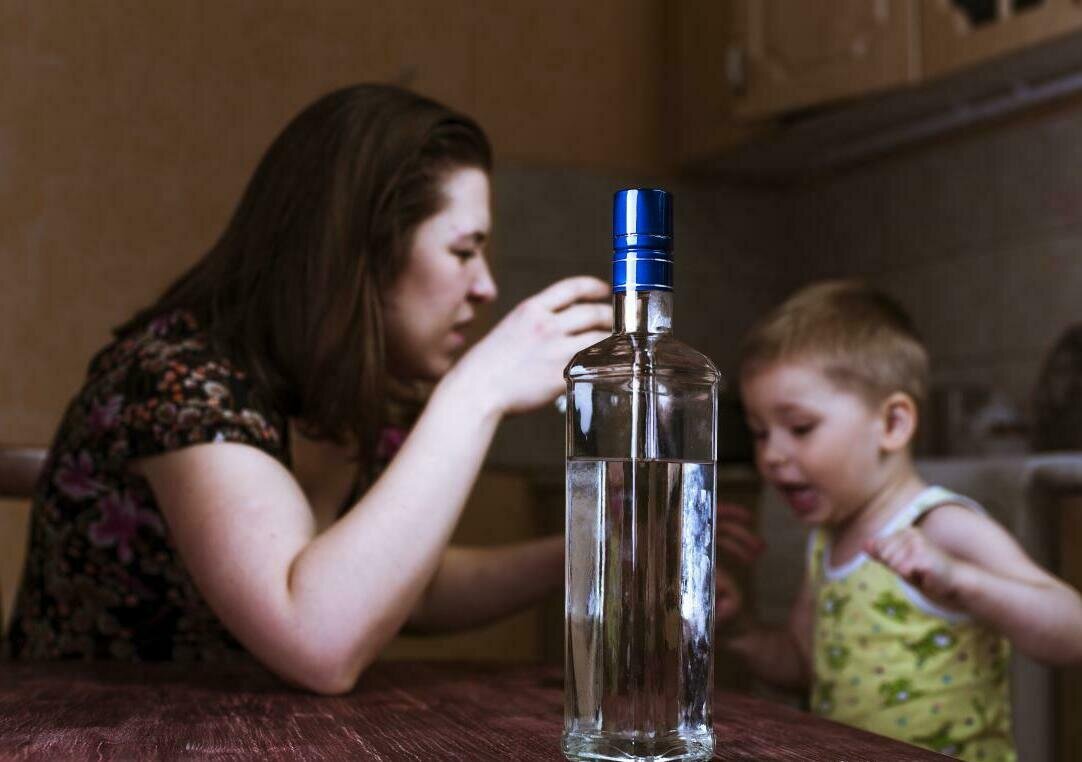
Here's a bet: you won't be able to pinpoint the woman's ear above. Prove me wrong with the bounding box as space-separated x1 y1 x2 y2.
879 392 918 453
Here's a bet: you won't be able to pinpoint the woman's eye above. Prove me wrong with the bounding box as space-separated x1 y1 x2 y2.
451 248 476 261
791 423 816 437
748 428 767 442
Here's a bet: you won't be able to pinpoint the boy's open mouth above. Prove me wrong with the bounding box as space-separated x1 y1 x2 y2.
778 483 819 517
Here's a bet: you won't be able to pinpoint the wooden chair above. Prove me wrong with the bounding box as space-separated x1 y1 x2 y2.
0 445 46 499
0 444 46 640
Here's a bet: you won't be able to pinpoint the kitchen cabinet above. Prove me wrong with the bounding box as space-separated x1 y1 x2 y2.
727 0 920 119
678 0 1082 164
674 0 767 162
921 0 1082 79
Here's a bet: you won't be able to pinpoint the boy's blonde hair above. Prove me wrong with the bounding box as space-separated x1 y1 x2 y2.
740 279 929 409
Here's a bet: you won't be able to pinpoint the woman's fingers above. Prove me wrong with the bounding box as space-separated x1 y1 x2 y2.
560 331 612 360
533 276 610 312
554 302 614 335
455 276 611 417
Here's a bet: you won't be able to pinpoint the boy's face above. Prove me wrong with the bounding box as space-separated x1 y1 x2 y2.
741 360 887 527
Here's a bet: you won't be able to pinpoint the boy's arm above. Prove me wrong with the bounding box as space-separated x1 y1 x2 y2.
723 573 813 690
868 504 1082 666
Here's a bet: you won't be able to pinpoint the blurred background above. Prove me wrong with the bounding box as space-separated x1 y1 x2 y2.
4 1 1082 758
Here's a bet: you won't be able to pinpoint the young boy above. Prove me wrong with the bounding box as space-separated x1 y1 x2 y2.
722 280 1082 761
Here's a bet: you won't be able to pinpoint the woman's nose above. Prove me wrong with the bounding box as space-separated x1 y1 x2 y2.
469 257 498 303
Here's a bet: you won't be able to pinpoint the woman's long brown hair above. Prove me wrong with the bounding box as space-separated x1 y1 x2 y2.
117 84 492 465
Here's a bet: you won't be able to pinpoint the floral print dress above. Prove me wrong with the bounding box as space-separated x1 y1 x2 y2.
8 310 291 661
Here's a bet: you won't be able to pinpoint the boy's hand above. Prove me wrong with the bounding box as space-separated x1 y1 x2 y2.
714 501 760 629
866 528 958 606
717 501 766 565
715 565 744 624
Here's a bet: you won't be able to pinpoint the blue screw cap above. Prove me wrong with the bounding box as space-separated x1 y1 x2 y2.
612 188 673 293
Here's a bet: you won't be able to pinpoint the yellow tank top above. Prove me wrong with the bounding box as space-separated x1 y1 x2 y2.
808 486 1015 761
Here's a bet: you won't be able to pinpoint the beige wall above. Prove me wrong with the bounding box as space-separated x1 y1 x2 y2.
1 1 671 446
0 1 718 660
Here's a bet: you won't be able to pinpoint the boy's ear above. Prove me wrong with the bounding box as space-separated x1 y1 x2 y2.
879 392 918 452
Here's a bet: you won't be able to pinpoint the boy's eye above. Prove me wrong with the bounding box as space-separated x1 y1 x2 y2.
748 427 767 442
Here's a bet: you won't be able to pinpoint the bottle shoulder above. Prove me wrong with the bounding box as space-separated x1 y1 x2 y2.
565 333 722 384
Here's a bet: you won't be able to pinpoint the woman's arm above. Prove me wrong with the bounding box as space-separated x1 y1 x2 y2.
407 535 563 632
290 434 564 634
137 277 611 695
868 505 1082 666
138 373 499 693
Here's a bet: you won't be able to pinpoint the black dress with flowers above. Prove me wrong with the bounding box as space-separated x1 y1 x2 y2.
7 310 290 661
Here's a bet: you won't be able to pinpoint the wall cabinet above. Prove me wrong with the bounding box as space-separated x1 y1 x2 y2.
732 0 919 119
921 0 1082 79
678 0 1082 163
673 1 766 163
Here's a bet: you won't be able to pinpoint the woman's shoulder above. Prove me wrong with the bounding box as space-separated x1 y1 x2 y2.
79 309 288 459
99 310 231 381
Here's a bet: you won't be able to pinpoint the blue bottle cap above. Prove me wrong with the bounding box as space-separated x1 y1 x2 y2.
612 188 672 293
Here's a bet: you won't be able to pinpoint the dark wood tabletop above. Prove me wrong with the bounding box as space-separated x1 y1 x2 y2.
0 660 944 761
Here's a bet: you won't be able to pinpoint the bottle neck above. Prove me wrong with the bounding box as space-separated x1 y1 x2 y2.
614 290 673 335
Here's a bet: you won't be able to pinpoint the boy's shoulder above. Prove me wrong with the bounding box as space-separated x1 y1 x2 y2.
916 499 1015 565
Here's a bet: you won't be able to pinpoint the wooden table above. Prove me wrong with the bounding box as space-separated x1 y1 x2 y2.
0 660 944 760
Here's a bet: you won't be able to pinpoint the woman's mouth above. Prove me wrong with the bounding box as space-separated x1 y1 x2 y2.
448 319 473 348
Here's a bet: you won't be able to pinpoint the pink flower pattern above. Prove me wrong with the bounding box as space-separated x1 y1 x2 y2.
54 450 104 500
87 394 123 434
88 491 165 563
8 309 290 662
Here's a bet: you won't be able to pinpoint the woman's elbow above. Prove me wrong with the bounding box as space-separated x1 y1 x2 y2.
295 670 357 696
288 652 373 696
270 640 382 696
243 609 398 694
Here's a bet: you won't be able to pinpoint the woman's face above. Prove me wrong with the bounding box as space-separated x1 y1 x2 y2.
383 167 496 381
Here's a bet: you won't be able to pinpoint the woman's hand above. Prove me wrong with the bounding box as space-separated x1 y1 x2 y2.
449 276 612 417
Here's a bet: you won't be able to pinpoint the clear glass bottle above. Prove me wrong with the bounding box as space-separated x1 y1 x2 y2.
563 189 721 761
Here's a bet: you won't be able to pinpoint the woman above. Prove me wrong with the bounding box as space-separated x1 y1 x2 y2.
8 84 613 693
